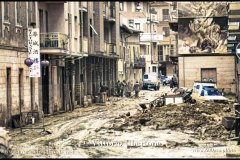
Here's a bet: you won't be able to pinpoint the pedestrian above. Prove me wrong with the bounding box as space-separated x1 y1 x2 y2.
100 83 108 103
116 80 120 97
170 77 174 89
122 80 127 97
133 81 140 98
119 81 125 97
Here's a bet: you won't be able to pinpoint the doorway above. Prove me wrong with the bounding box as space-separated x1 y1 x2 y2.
19 68 24 114
41 55 49 114
6 68 12 127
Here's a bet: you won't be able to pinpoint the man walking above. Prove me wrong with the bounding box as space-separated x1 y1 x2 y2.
133 81 140 98
116 80 120 97
119 80 126 97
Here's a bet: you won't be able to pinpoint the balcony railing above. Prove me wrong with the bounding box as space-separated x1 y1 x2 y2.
158 55 164 62
134 57 145 68
104 42 116 55
109 43 116 54
163 15 170 21
40 32 68 50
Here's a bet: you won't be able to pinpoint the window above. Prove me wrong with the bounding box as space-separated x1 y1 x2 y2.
170 45 174 55
28 2 36 26
162 9 169 21
153 24 156 32
158 45 163 61
163 27 170 37
135 23 140 30
129 19 134 28
16 2 21 25
45 11 48 32
4 2 9 22
119 1 124 11
152 66 156 72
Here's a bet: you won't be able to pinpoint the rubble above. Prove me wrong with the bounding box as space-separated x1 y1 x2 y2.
110 101 234 141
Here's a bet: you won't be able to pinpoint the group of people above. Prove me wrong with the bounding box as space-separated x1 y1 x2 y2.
116 80 140 98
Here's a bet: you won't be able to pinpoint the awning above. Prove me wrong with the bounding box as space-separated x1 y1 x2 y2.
90 24 98 35
120 24 133 34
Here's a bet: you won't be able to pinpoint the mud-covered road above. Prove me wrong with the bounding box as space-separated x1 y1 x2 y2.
8 86 240 158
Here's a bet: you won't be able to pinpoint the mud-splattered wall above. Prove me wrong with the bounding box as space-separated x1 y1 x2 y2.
178 2 228 54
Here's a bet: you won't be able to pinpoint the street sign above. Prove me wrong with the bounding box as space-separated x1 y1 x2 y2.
28 28 41 77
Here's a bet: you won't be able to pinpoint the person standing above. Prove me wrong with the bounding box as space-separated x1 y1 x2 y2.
170 77 174 89
119 81 125 97
133 81 140 98
116 80 120 97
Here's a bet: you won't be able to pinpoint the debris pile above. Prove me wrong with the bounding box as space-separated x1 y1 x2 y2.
110 102 234 141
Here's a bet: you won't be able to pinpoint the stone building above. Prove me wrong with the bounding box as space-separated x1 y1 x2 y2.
0 2 39 127
118 1 151 89
38 1 120 114
151 2 178 77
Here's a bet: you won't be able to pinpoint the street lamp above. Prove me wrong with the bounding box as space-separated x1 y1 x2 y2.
24 58 34 67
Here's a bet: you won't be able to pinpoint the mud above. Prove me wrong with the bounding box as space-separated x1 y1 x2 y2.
110 102 234 140
8 86 240 158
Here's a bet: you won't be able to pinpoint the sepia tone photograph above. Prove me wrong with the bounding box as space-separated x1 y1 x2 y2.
0 1 240 159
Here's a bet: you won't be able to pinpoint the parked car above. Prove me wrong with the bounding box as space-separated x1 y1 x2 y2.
162 75 178 86
192 81 228 103
142 73 160 90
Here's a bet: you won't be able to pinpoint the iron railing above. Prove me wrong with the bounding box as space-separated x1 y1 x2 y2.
104 42 116 54
109 43 116 54
40 32 68 49
163 15 170 21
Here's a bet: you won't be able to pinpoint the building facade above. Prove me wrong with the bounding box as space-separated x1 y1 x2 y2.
0 2 39 126
118 1 147 89
177 2 236 94
151 2 178 77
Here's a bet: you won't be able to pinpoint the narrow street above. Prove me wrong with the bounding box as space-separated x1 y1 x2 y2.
9 86 240 158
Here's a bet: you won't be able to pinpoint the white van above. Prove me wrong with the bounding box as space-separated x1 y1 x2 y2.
142 73 160 90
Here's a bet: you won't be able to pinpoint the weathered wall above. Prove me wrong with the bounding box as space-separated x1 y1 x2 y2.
179 55 236 93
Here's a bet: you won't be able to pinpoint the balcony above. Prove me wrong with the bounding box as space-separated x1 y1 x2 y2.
140 33 163 43
109 43 116 54
133 57 145 69
169 10 178 22
103 4 116 22
158 55 164 62
104 42 117 56
40 32 69 55
150 13 158 23
162 15 170 21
